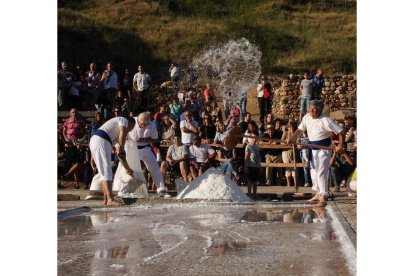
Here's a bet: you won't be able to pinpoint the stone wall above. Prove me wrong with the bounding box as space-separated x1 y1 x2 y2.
270 75 357 122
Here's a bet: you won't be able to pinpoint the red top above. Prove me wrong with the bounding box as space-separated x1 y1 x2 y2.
63 117 85 140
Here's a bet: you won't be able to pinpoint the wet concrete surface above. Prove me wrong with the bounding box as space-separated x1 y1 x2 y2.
58 205 355 276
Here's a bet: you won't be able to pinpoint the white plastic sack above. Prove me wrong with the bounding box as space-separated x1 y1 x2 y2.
113 139 147 196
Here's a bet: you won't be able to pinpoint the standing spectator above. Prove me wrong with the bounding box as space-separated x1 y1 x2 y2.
298 131 312 187
260 124 283 186
121 68 132 97
287 99 344 207
100 62 119 106
188 136 217 179
244 132 261 199
133 65 151 110
180 111 199 147
113 90 126 110
311 68 325 100
240 93 248 116
85 62 101 110
68 74 82 110
257 76 272 123
169 63 180 87
344 115 357 151
88 112 104 139
281 121 299 191
160 135 189 183
58 61 74 110
63 108 86 143
299 70 314 121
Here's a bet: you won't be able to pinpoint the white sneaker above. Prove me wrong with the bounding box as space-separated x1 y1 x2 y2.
304 183 310 187
159 191 172 198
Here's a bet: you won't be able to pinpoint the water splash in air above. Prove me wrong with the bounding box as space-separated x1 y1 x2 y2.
191 38 262 109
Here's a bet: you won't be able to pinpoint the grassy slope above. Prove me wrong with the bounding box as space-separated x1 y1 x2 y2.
58 0 356 79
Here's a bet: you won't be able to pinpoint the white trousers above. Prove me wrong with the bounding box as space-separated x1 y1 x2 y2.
138 146 166 192
310 149 331 196
89 136 113 181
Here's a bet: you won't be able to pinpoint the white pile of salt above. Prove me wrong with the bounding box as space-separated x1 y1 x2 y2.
176 167 251 202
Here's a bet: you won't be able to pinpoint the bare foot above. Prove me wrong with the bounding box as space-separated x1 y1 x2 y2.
106 200 124 206
315 200 327 208
307 194 320 202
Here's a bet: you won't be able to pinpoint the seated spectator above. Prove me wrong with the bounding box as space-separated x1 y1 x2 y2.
88 112 104 139
160 135 189 183
199 115 216 144
344 115 357 151
188 136 217 179
239 112 252 133
242 121 259 145
213 121 226 145
330 146 356 192
225 114 240 132
210 101 223 122
59 144 88 189
169 97 182 121
63 108 86 143
201 105 213 120
180 111 199 147
114 90 126 109
216 145 239 181
265 113 275 125
160 115 176 143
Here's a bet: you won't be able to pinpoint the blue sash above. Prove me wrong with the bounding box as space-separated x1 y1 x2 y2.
94 129 112 146
306 137 332 169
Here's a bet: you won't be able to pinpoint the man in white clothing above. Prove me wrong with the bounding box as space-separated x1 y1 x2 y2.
129 112 170 197
89 116 136 206
287 100 343 207
188 136 217 179
133 65 151 109
180 111 199 147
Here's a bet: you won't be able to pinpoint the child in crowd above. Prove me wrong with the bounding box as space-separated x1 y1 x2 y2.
244 132 261 200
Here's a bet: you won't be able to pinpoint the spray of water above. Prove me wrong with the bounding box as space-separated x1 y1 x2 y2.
190 38 262 109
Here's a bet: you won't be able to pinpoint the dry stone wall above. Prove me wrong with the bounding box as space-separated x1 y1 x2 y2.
270 75 357 122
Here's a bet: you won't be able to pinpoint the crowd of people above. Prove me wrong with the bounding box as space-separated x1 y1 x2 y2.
58 61 357 204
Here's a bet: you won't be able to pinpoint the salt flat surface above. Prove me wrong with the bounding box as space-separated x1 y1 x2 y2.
58 205 355 276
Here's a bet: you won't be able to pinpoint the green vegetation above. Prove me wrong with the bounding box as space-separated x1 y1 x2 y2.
58 0 356 79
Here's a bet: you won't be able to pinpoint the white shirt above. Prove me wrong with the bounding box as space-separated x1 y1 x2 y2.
99 117 129 144
133 72 151 91
256 83 264 97
298 113 343 141
128 118 159 146
170 66 180 78
189 144 215 163
180 119 199 144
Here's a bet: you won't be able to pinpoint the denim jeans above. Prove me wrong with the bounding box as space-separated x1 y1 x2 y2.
300 97 310 114
240 96 247 116
221 161 235 179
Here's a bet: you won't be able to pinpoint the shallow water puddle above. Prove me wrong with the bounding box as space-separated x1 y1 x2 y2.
58 205 355 275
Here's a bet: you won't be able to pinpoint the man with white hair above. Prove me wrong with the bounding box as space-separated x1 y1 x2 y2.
287 99 343 207
89 116 136 206
129 112 170 197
